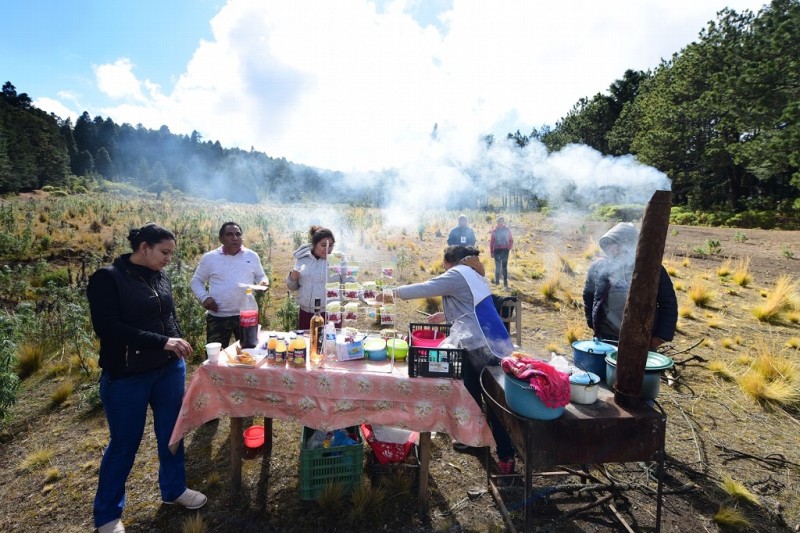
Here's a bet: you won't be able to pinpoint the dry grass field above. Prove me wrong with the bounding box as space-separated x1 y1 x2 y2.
0 193 799 532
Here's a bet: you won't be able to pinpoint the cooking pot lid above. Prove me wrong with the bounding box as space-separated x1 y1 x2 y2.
605 350 674 371
572 338 617 354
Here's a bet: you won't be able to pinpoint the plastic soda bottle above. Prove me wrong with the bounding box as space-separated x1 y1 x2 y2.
239 288 259 348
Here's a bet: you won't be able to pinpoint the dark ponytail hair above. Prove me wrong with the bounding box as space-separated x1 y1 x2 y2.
309 225 335 247
127 223 176 251
444 245 479 264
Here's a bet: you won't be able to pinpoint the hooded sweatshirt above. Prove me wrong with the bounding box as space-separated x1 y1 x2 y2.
285 243 339 313
582 223 678 341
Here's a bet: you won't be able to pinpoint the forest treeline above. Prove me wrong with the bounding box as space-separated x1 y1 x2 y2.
1 0 798 227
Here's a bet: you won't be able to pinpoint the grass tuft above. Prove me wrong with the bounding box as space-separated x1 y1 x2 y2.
44 467 60 483
732 257 752 287
751 275 799 324
708 361 735 380
19 449 55 472
349 482 385 523
182 513 206 533
317 482 347 513
720 338 735 349
716 258 732 278
16 342 45 379
539 274 561 301
687 278 714 307
678 306 693 319
721 475 761 507
786 337 800 349
51 381 74 406
713 506 751 527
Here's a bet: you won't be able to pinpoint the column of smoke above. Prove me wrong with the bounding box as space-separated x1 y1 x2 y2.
375 125 671 249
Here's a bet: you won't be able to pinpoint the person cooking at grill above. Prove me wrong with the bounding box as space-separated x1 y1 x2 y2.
489 215 513 288
447 214 477 246
87 223 207 533
391 245 518 478
583 222 678 350
286 225 338 329
191 221 269 348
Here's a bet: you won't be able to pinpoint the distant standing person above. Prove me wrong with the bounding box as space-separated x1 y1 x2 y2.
87 223 207 533
490 215 513 288
447 214 477 246
286 226 337 329
191 222 269 348
583 222 678 350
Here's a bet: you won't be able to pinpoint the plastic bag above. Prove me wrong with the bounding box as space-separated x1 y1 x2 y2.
549 352 571 374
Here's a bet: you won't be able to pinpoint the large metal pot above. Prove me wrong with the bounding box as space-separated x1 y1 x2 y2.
571 338 617 377
604 350 674 400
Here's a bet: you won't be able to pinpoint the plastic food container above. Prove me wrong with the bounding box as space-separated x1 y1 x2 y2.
604 351 674 400
386 338 408 361
364 338 388 361
503 373 565 420
569 372 600 404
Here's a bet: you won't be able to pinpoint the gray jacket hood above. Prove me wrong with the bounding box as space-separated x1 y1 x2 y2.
598 223 638 253
293 243 314 259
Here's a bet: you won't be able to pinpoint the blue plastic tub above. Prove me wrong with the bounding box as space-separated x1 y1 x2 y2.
503 374 565 420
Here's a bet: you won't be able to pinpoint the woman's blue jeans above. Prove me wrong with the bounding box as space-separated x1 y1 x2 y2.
94 358 186 527
462 350 515 460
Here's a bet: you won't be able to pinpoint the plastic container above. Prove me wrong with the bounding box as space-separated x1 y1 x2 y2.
243 425 265 448
604 351 674 400
364 337 388 361
411 328 446 348
407 323 463 378
386 338 409 361
503 373 565 420
300 426 363 500
569 372 601 404
572 338 617 377
239 288 259 349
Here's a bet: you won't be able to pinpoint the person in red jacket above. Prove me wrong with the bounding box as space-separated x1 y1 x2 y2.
489 216 513 288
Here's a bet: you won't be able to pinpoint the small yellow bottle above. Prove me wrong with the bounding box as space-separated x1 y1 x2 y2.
275 336 287 366
293 336 307 367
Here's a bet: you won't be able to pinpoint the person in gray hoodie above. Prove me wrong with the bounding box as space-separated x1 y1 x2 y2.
286 226 337 329
582 222 678 350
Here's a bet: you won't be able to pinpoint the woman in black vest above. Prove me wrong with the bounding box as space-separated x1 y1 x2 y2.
87 223 206 533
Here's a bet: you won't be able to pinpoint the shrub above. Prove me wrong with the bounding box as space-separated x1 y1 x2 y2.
16 342 44 379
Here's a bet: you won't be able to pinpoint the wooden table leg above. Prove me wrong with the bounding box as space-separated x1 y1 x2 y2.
417 431 431 515
263 417 273 461
230 417 243 495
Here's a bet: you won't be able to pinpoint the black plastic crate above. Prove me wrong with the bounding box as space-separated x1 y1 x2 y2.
407 323 464 378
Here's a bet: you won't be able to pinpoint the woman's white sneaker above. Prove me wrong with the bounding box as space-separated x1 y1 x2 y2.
164 488 208 509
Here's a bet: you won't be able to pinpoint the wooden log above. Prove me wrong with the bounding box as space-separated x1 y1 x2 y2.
614 190 672 408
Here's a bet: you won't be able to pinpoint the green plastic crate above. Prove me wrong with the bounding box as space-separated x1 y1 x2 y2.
300 426 364 500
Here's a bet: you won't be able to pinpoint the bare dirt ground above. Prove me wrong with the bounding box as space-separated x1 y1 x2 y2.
1 215 799 533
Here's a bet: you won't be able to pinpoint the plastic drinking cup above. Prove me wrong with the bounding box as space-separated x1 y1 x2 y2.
205 342 222 363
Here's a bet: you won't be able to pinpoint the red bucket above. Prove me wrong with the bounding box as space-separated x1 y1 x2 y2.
411 329 445 348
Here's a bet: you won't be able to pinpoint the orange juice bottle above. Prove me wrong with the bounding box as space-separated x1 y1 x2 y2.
293 336 307 367
266 334 277 364
275 336 287 366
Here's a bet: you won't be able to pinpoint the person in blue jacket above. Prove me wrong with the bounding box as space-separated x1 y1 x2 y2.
447 214 477 246
582 222 678 350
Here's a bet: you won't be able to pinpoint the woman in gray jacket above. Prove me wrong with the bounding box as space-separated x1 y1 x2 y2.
395 245 517 477
286 225 337 329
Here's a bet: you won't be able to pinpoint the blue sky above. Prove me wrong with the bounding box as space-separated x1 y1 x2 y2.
1 0 769 173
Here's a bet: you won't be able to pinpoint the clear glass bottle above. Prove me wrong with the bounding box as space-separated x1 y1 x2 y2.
309 299 325 367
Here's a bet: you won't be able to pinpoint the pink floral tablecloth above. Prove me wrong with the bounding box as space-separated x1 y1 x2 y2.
169 359 494 451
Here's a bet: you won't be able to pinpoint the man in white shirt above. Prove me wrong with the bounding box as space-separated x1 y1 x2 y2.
191 222 269 347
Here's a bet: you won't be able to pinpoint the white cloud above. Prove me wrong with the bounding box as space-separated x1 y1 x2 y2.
82 0 766 172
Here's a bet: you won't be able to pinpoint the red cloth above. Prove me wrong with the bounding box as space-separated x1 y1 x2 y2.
361 424 418 465
501 356 571 408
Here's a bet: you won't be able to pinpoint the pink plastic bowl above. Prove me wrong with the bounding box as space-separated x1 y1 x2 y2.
411 329 445 348
243 425 265 448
